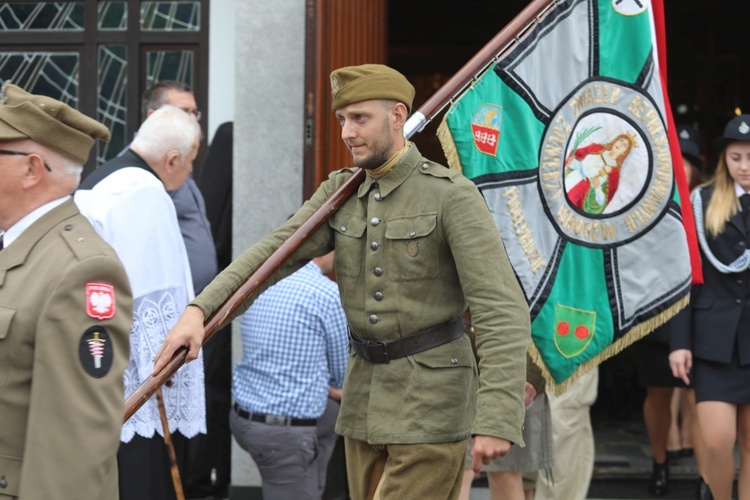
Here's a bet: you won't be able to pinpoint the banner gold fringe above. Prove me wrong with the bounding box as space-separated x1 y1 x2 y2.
530 293 690 396
437 118 463 172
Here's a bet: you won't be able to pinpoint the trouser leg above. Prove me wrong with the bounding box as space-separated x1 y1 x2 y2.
230 410 319 500
345 437 466 500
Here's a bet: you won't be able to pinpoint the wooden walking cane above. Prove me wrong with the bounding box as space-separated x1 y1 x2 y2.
124 0 555 423
155 388 186 500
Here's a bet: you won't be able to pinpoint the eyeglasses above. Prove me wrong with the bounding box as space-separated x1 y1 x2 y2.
180 108 202 121
0 149 52 171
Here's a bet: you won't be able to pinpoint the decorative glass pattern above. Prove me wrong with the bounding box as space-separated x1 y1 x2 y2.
98 1 126 31
0 2 84 31
141 2 200 31
0 0 205 168
97 45 127 164
146 50 194 89
0 52 79 107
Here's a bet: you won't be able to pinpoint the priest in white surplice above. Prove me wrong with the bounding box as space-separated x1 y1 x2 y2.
76 105 206 500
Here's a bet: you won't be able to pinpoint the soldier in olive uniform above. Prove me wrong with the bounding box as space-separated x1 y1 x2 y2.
0 83 133 499
155 64 530 499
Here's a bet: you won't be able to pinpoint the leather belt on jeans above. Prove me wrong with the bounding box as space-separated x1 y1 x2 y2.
233 402 317 427
348 317 464 364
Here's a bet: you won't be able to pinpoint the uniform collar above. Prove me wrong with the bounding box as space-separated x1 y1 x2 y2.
0 198 78 284
734 181 749 200
3 195 70 248
357 143 420 199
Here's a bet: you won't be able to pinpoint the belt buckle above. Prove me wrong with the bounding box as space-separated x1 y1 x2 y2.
265 414 287 426
366 340 390 364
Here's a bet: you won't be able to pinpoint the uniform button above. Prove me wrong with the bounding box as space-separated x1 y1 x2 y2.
738 279 744 285
374 193 382 201
374 292 383 301
371 217 380 226
421 163 429 170
340 226 347 232
374 267 383 276
0 478 6 488
371 242 379 250
369 315 379 324
64 224 73 231
740 242 746 247
451 357 458 365
737 299 743 304
409 231 416 237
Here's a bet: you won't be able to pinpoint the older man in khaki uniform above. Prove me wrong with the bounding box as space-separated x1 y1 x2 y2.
0 83 132 499
155 64 530 499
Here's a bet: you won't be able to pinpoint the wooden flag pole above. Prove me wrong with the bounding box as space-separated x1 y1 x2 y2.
124 0 554 423
156 388 186 500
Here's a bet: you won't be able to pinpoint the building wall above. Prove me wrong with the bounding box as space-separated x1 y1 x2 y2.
208 0 236 143
229 0 307 491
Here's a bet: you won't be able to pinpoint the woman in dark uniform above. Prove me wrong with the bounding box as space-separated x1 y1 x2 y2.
670 114 750 500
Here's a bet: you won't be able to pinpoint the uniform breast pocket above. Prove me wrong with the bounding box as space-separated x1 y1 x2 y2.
0 306 16 390
385 214 439 281
328 213 366 278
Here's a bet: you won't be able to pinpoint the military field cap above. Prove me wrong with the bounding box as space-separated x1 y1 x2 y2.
330 64 416 113
0 81 110 164
677 124 703 169
713 114 750 152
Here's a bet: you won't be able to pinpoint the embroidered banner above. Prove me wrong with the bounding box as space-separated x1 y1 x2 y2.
438 0 695 391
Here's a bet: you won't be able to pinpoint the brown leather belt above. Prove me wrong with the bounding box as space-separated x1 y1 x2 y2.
348 317 464 364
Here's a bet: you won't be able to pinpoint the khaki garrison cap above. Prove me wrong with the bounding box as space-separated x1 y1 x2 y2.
330 64 416 113
0 81 110 164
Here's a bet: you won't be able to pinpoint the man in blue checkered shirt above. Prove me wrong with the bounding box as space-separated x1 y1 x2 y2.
230 251 348 499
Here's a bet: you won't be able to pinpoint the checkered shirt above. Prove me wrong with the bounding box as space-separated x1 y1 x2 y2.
234 260 348 419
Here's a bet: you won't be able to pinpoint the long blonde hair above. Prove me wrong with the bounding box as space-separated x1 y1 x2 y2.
703 149 740 236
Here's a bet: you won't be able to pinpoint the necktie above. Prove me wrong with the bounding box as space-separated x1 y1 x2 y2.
741 194 750 229
0 234 3 251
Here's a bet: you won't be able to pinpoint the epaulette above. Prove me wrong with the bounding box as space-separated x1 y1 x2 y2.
418 159 459 182
59 220 113 262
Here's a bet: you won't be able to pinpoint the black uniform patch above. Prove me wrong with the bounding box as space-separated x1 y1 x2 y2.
79 326 114 378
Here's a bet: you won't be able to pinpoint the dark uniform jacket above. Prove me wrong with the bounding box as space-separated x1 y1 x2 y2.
192 145 530 445
672 185 750 364
0 199 132 499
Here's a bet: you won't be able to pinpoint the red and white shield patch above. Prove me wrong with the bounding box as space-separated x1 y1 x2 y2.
86 282 116 320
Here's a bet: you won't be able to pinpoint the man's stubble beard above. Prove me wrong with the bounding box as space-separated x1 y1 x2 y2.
353 119 394 170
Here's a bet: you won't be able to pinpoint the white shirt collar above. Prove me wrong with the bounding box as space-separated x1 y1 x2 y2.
734 182 748 199
2 196 70 248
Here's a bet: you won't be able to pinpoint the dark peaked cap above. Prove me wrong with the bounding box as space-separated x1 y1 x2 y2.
677 124 702 169
713 114 750 152
0 82 110 164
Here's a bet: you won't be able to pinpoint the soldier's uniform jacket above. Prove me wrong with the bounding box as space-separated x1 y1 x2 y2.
194 145 530 445
0 199 132 499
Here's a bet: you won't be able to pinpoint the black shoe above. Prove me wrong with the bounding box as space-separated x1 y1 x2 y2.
667 449 683 462
696 476 713 500
648 460 669 496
